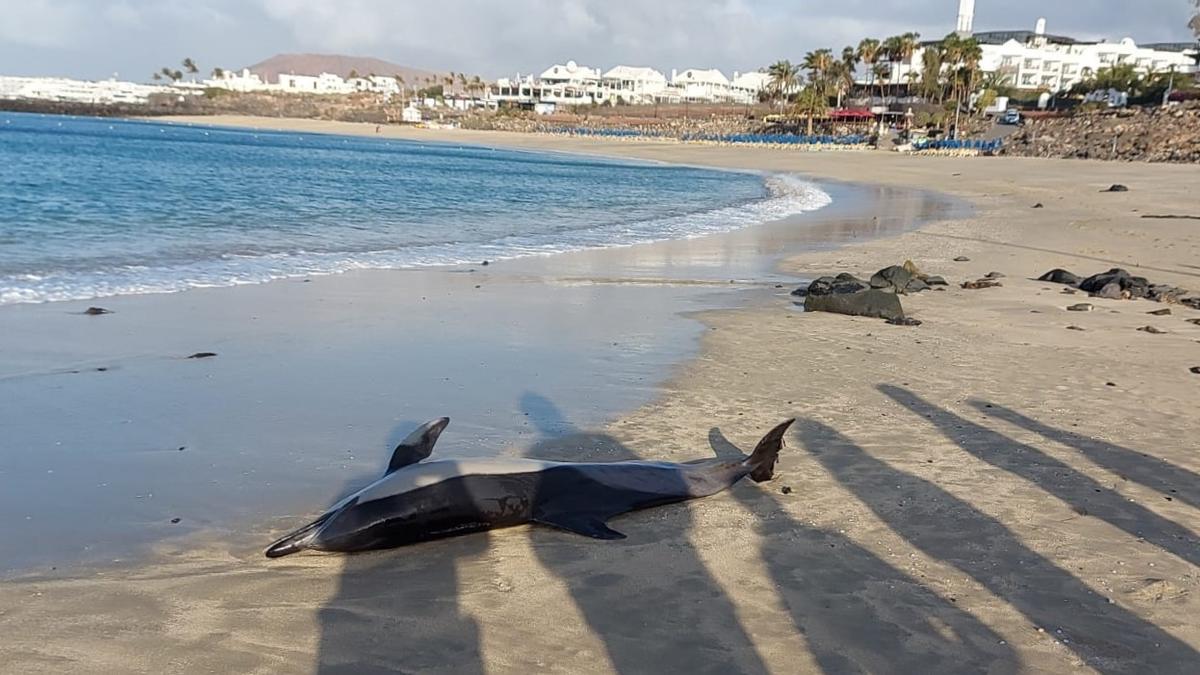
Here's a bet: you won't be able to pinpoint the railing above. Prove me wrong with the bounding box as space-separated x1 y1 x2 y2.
912 138 1004 153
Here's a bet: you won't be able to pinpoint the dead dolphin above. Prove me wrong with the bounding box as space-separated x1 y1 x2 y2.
265 417 795 557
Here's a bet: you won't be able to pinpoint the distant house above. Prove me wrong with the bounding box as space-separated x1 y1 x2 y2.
601 66 669 104
672 68 732 102
729 71 771 104
401 105 423 123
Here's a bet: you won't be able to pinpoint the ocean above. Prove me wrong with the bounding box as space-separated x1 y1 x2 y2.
0 113 831 305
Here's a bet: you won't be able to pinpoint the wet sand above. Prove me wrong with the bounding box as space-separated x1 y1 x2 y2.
1 117 1198 673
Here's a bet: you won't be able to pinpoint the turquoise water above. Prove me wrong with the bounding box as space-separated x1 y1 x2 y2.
0 113 830 304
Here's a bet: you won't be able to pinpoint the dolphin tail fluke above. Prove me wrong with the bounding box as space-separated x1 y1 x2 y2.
745 419 796 483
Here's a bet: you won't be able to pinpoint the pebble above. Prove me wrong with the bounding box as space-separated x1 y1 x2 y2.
780 486 793 495
1147 308 1172 316
187 352 218 359
1032 203 1044 209
953 256 971 262
985 271 1006 279
170 517 181 524
1137 326 1166 334
1067 303 1094 312
1066 325 1085 331
83 307 112 315
1190 367 1200 375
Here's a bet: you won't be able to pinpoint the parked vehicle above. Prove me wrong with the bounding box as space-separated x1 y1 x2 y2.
1000 108 1022 125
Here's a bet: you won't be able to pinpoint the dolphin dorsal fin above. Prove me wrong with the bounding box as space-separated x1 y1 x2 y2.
386 417 450 475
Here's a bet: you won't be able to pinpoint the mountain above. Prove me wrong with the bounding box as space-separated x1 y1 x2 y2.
247 54 439 83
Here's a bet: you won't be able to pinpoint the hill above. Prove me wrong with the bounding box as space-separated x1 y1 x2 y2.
247 54 438 83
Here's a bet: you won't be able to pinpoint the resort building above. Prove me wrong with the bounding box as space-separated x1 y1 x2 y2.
884 1 1199 93
672 68 732 102
276 72 355 95
600 66 669 104
0 75 169 104
205 68 270 93
730 71 772 104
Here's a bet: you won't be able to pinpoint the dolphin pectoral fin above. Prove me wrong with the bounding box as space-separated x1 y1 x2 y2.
533 511 627 540
386 417 450 474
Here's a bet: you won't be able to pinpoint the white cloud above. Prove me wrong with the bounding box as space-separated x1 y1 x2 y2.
0 0 88 48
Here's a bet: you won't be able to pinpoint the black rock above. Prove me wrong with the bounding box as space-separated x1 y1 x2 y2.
804 288 905 321
1189 318 1200 326
1037 269 1082 286
481 260 490 266
953 256 971 262
187 352 218 359
1183 298 1200 311
870 265 914 293
803 273 871 297
83 307 112 315
1148 308 1172 316
887 316 923 326
1095 282 1125 300
1067 303 1094 312
1190 367 1200 375
170 517 181 524
1137 326 1166 334
780 486 793 495
985 271 1006 279
924 275 948 286
1102 184 1129 192
1032 203 1044 208
1147 285 1188 303
1066 325 1086 331
904 278 930 294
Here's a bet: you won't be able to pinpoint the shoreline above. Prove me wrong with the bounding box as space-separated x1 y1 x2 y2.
2 114 1198 673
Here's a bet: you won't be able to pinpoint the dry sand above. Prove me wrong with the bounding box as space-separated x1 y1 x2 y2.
2 116 1199 674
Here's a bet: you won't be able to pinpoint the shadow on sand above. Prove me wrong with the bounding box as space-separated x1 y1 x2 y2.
707 427 1019 674
519 393 770 674
878 386 1200 570
797 412 1199 672
314 421 486 675
969 400 1200 511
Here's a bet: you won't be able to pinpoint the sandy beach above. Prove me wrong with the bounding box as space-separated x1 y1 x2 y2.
2 115 1198 674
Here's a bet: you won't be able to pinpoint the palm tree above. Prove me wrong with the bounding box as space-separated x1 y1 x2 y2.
211 67 225 79
857 38 882 101
872 63 890 104
471 74 484 99
802 48 835 87
152 72 162 81
792 85 827 135
919 45 945 102
880 35 904 96
1191 1 1199 38
766 60 800 107
182 58 199 75
828 59 855 108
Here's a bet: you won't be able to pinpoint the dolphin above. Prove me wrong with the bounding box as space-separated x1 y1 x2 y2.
265 417 795 557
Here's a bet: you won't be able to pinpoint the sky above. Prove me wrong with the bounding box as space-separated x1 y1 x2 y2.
0 0 1196 81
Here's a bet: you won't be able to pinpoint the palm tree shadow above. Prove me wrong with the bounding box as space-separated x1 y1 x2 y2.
708 427 1019 674
520 392 770 674
878 385 1199 569
797 416 1199 672
970 400 1200 510
314 421 485 675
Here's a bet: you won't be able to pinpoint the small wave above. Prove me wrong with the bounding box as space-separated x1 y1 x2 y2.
0 174 831 305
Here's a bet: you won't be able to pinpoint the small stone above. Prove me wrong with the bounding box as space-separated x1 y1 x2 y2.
84 307 112 315
1106 382 1117 387
1032 203 1044 209
481 260 490 266
1190 367 1200 375
187 352 218 359
1061 288 1078 295
1102 184 1129 192
1067 303 1094 312
1066 325 1085 331
1189 319 1200 326
170 517 181 524
1148 308 1172 316
953 256 970 262
985 271 1006 279
780 486 793 495
962 279 1002 290
1137 326 1166 334
887 317 923 326
924 275 948 286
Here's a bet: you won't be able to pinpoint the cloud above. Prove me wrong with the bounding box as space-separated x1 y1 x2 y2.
0 0 1195 80
0 0 88 48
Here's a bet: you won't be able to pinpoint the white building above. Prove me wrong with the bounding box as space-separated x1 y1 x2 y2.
276 72 355 95
672 68 732 102
0 76 170 104
601 66 669 104
204 68 271 93
885 1 1198 93
729 71 771 104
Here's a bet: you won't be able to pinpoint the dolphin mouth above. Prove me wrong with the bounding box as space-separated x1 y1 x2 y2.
264 512 333 558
